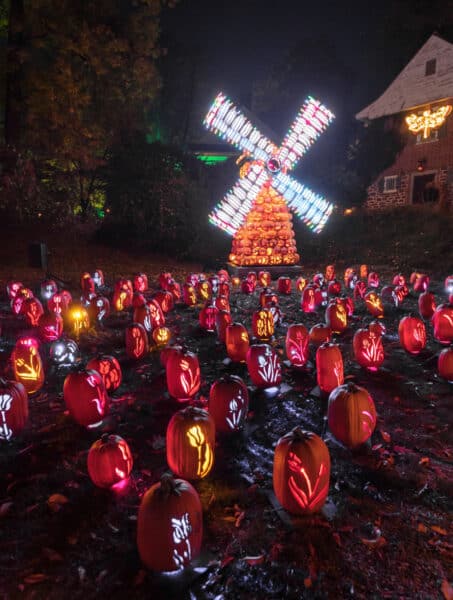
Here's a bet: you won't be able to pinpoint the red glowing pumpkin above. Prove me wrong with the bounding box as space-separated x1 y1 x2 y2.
246 344 281 389
325 298 348 334
166 406 215 479
398 315 426 354
209 375 249 433
325 265 335 281
137 473 203 572
11 287 33 316
309 323 332 346
133 304 152 333
125 323 148 359
365 291 384 318
89 295 110 322
48 291 71 316
285 324 309 367
432 304 453 344
225 323 250 362
301 285 321 313
327 280 341 296
63 368 109 427
147 299 166 328
0 378 29 441
277 276 292 295
22 297 44 327
353 327 384 371
316 342 344 394
241 279 255 294
418 291 436 320
183 283 197 306
438 345 453 382
214 294 230 312
215 310 232 343
413 273 430 292
158 271 172 290
38 312 64 342
167 279 181 302
258 271 271 287
444 275 453 296
252 307 275 341
6 280 23 300
87 434 133 488
273 428 330 515
353 280 367 300
367 272 380 288
40 279 58 302
12 337 45 395
153 290 174 313
392 273 406 287
327 383 377 448
199 303 218 332
133 273 148 293
166 349 201 401
86 354 122 392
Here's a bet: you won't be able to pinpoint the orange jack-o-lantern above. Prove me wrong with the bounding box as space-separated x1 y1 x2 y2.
137 473 203 572
199 303 218 332
365 292 384 318
438 345 453 382
301 286 320 313
296 276 308 292
158 271 173 290
166 349 201 401
327 280 341 297
432 303 453 344
393 273 406 287
225 323 250 362
277 277 292 295
418 291 436 320
166 406 215 479
89 295 110 322
86 354 122 392
273 427 330 515
353 327 384 371
152 326 172 348
153 290 174 313
11 287 33 316
133 273 148 293
393 284 409 307
133 304 152 333
209 375 249 433
125 323 148 359
252 308 275 341
246 343 281 389
413 273 430 292
286 324 309 367
215 310 232 343
241 279 255 294
183 283 197 307
7 280 24 300
359 264 368 279
316 342 344 394
22 297 44 327
0 378 28 441
231 276 241 288
38 312 64 342
12 337 45 395
40 279 58 302
353 281 367 300
325 298 348 334
327 382 377 448
218 281 230 298
68 305 90 337
214 295 230 312
63 368 109 427
343 267 355 286
398 315 426 354
147 299 166 328
367 272 380 288
309 323 332 347
325 265 335 281
113 287 133 312
196 279 212 302
87 433 133 488
48 291 71 316
258 271 271 287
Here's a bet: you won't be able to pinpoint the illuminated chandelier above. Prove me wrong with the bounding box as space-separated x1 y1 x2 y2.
204 92 334 266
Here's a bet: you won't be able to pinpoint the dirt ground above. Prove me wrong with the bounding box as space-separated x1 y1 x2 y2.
0 242 452 599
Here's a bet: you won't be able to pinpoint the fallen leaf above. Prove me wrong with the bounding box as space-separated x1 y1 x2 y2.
24 573 48 584
304 577 312 588
417 523 428 533
431 525 447 535
380 430 391 443
360 536 387 549
243 554 265 565
419 457 430 466
47 494 69 512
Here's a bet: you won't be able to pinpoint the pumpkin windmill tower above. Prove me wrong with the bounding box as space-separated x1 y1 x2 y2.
204 92 335 271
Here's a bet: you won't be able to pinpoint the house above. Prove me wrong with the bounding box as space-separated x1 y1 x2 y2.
356 34 453 210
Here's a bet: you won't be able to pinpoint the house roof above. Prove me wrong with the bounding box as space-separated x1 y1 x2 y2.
356 34 453 121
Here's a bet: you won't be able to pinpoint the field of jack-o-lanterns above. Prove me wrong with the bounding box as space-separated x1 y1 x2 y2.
0 258 452 600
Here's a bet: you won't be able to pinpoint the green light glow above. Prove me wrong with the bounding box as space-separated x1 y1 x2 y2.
196 154 229 165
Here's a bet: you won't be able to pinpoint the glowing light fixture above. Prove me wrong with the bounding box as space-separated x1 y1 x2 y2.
406 105 452 139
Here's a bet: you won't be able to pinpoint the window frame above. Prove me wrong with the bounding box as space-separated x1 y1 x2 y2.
383 175 398 193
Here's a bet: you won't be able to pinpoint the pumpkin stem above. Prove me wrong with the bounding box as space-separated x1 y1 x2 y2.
159 473 181 496
291 426 311 441
101 433 111 444
346 382 359 393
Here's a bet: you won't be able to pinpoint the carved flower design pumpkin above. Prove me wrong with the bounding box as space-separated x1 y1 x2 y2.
152 326 172 348
246 344 281 389
316 342 344 394
296 276 308 292
196 279 212 302
398 315 427 355
214 294 230 312
11 287 33 316
87 434 133 488
277 276 292 295
325 298 348 334
209 375 249 433
327 383 377 448
273 427 330 515
166 406 215 479
112 287 133 312
0 378 28 441
364 291 384 318
367 272 380 288
438 345 453 382
215 310 232 343
92 269 104 288
392 273 406 287
6 280 23 300
353 280 367 300
86 355 122 392
353 327 384 371
12 337 45 395
89 295 110 322
38 312 64 342
63 368 109 427
133 304 152 333
166 349 201 401
133 273 148 293
301 285 321 313
258 271 271 287
432 303 453 345
418 291 436 320
241 279 255 294
285 324 309 367
147 299 166 328
49 338 79 366
225 323 250 363
48 291 72 316
183 283 197 306
327 280 341 297
125 323 148 359
167 279 181 302
137 473 203 572
199 303 218 332
252 307 275 341
22 297 44 327
40 279 58 302
413 273 430 293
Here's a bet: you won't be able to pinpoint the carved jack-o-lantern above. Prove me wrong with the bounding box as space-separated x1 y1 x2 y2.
296 276 308 292
327 382 377 448
413 273 430 293
208 276 219 295
353 280 367 300
252 307 275 341
152 326 172 348
199 303 218 332
113 288 133 312
0 378 28 441
367 271 380 288
38 312 64 342
312 273 324 287
48 291 72 316
365 291 384 318
398 315 427 355
12 337 45 395
301 285 320 313
183 283 197 307
231 276 241 288
125 323 148 359
432 303 453 344
133 273 148 293
215 310 232 343
133 304 152 333
444 275 453 296
11 287 33 316
217 269 229 283
258 271 271 287
89 295 110 322
196 279 212 302
137 473 203 572
342 265 353 285
86 354 122 392
167 279 181 302
277 276 292 295
327 280 341 297
246 343 281 389
214 295 230 312
393 273 406 287
325 265 335 281
159 272 173 290
7 280 23 300
40 279 58 302
286 324 309 367
418 291 436 320
260 289 279 308
63 368 109 427
360 264 368 279
309 323 332 347
225 323 250 363
325 298 348 334
147 299 166 328
132 292 146 309
87 433 133 488
153 290 174 313
353 327 384 371
49 338 79 366
273 427 330 515
81 273 95 299
218 281 231 298
92 269 104 288
22 297 44 327
438 345 453 382
166 350 201 402
241 279 255 294
316 342 344 394
68 305 90 337
166 406 215 480
209 375 249 433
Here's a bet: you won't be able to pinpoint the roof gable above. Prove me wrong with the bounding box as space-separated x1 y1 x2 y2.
356 34 453 121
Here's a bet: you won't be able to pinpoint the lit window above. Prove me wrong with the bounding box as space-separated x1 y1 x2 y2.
425 59 436 76
383 175 398 193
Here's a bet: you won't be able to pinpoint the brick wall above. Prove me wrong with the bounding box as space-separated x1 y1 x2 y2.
365 101 453 211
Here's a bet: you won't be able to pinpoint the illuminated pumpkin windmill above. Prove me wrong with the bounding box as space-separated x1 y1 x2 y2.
204 92 335 267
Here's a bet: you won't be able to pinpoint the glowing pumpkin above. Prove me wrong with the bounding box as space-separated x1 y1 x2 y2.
196 279 212 302
296 276 308 292
166 349 200 402
48 291 71 316
22 297 44 327
137 473 203 572
438 345 453 382
273 428 330 515
214 295 230 312
241 279 255 294
63 368 109 427
309 323 332 347
327 280 341 296
418 291 436 320
40 279 58 302
0 378 28 441
327 382 377 448
49 338 79 366
215 310 232 343
89 295 110 322
365 291 384 318
432 304 453 344
444 275 453 296
325 298 348 334
11 287 33 316
353 281 367 300
86 354 122 392
367 272 380 288
316 342 344 394
166 406 215 479
392 273 406 287
38 312 64 342
209 375 249 433
6 280 23 300
152 326 172 348
153 290 174 313
325 265 335 281
199 303 218 332
353 327 384 371
125 323 148 359
246 343 281 389
285 324 309 367
413 273 430 293
133 273 148 293
398 315 426 354
225 323 250 363
252 307 275 341
87 434 133 488
12 337 45 395
258 271 271 287
158 272 172 290
183 283 197 306
277 276 292 295
68 305 90 337
359 264 368 279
